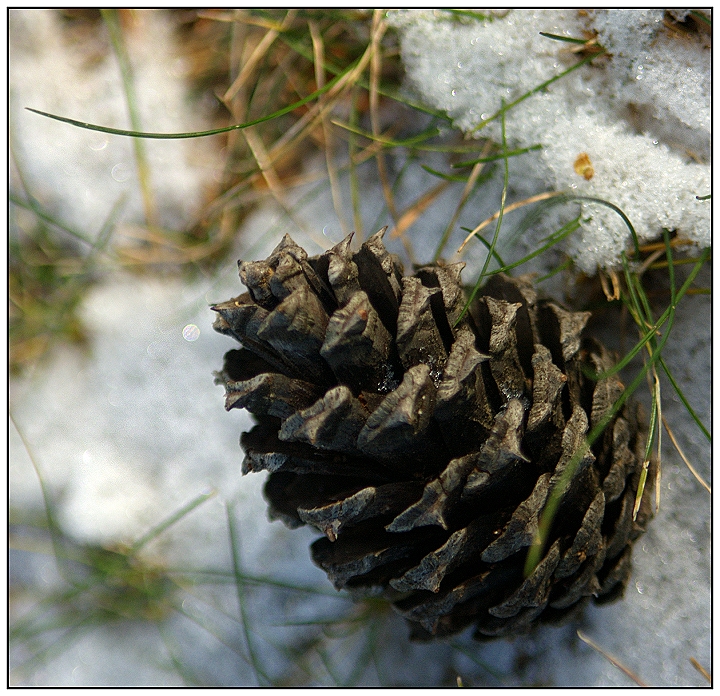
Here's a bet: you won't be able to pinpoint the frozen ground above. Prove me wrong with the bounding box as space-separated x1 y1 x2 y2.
9 9 711 687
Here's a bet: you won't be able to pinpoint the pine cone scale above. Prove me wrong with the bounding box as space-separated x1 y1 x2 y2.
214 230 653 640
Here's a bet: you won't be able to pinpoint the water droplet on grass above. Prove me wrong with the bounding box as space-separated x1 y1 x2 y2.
183 324 200 342
111 163 130 182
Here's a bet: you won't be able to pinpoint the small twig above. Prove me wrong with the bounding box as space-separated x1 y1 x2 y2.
223 11 296 102
569 36 600 53
654 377 662 514
457 191 563 254
244 127 323 247
637 247 667 276
662 416 711 493
577 630 649 687
309 19 349 238
390 179 452 241
198 10 285 31
266 25 378 168
633 236 695 254
642 371 658 515
689 657 711 684
433 139 495 261
243 128 286 198
368 10 405 254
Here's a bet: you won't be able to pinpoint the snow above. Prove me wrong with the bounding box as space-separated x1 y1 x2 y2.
388 9 711 273
9 9 711 687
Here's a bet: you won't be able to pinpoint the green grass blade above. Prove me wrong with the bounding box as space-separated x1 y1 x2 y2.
421 164 474 183
9 578 93 643
10 194 97 248
484 215 581 276
452 143 542 167
331 119 490 153
157 622 204 686
472 49 606 131
25 54 364 140
632 268 655 328
169 598 258 668
593 247 710 380
632 371 660 519
314 644 343 686
662 228 677 305
345 616 381 686
569 195 640 256
274 611 368 628
130 489 216 554
525 330 659 575
101 9 155 226
535 258 573 283
456 100 511 322
85 194 125 262
658 357 710 441
8 131 106 244
433 147 497 261
644 379 660 465
620 252 649 329
449 640 506 681
538 32 593 44
505 192 639 260
276 30 452 123
458 228 507 270
11 615 96 681
168 566 342 596
10 413 68 572
439 9 499 22
524 247 710 574
690 10 711 25
348 86 363 239
225 504 271 686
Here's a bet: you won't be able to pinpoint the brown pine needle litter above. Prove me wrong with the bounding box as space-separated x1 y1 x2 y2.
663 416 711 494
456 191 564 254
689 657 711 684
577 631 648 687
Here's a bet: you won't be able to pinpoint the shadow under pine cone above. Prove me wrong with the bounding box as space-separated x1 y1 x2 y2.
212 228 653 641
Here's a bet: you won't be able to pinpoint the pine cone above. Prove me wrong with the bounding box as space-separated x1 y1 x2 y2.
212 230 653 640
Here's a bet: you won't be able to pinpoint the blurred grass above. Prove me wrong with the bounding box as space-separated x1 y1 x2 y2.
9 8 711 687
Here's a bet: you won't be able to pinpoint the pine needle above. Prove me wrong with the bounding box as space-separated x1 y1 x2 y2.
577 631 648 687
368 11 398 228
663 416 711 493
689 657 711 683
223 11 296 102
457 191 563 254
433 138 495 261
309 19 349 237
390 179 452 241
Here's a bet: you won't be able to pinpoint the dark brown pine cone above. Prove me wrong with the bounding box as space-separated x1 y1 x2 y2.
212 229 653 640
